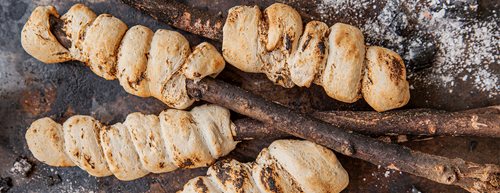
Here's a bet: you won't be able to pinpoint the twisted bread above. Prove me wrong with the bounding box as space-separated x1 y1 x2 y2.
21 4 225 109
21 3 408 112
179 140 349 193
222 3 410 112
25 104 237 181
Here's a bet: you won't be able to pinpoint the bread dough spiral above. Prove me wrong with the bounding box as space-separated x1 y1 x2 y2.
21 4 225 109
26 104 237 181
179 139 349 193
223 3 410 112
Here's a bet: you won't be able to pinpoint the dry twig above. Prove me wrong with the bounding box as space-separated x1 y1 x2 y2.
187 78 499 192
234 107 500 138
122 0 224 40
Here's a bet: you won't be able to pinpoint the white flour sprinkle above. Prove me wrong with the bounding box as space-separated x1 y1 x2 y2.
317 0 499 98
317 0 373 21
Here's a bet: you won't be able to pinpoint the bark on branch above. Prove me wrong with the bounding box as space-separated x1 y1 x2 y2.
121 0 224 40
234 107 500 139
187 78 500 192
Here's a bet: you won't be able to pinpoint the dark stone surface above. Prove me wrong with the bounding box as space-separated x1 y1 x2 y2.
0 0 498 193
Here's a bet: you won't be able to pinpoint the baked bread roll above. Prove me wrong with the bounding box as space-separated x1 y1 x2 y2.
222 5 262 73
179 140 349 193
63 116 112 177
147 29 193 109
82 14 128 80
265 140 349 193
116 25 153 97
258 3 303 88
159 109 214 168
362 46 411 112
252 147 303 193
222 3 410 112
181 176 224 193
290 21 329 87
322 23 366 103
60 4 96 62
100 123 149 180
21 6 71 63
189 105 236 159
124 113 177 173
184 42 225 82
206 160 258 192
21 4 225 110
25 118 75 167
26 104 237 181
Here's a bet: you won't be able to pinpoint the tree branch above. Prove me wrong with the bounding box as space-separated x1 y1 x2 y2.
187 78 499 192
233 105 500 140
121 0 224 41
232 104 500 140
313 107 500 137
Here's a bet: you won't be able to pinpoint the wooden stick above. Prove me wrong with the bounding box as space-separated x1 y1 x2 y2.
47 15 500 191
121 0 224 40
314 107 500 137
232 118 288 141
235 107 500 138
187 78 499 192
